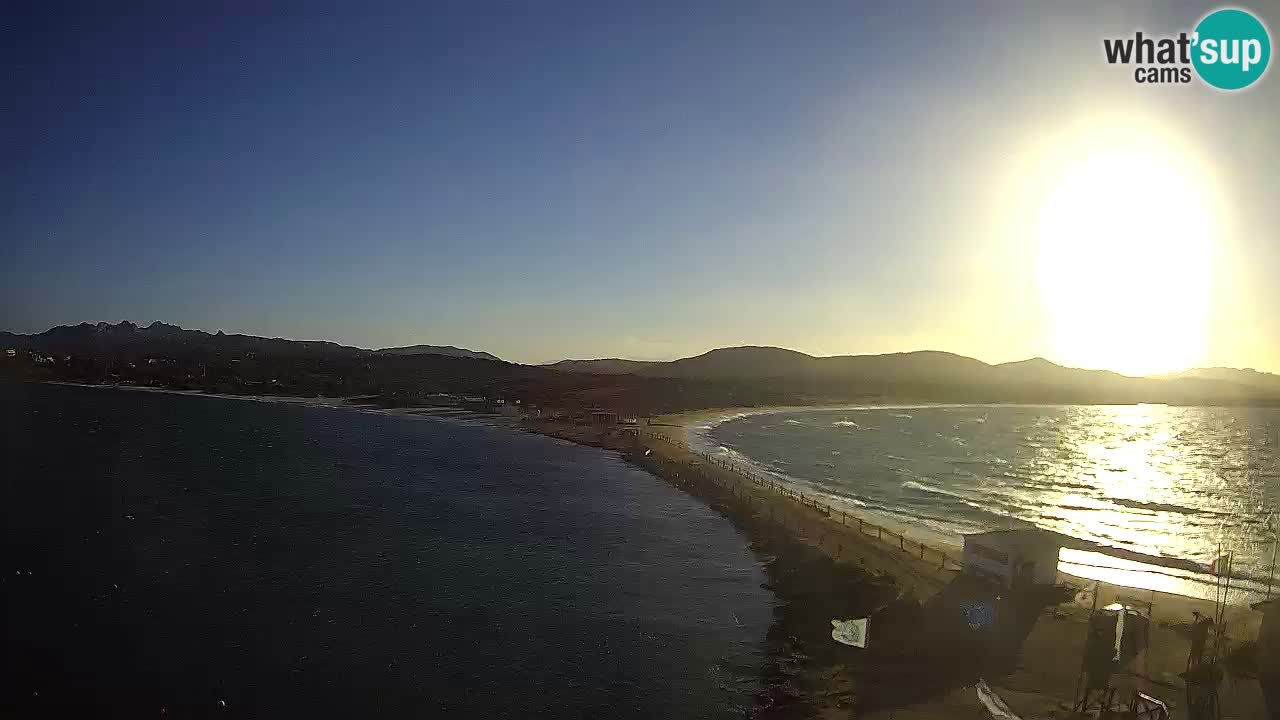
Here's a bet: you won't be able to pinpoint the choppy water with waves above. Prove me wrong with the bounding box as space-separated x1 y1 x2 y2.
698 404 1280 601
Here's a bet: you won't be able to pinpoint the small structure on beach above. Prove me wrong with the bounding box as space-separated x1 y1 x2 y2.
962 528 1064 588
589 410 619 426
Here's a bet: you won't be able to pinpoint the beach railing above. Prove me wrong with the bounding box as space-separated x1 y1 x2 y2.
641 430 963 573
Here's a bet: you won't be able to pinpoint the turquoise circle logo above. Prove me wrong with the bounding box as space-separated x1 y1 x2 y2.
1193 8 1271 90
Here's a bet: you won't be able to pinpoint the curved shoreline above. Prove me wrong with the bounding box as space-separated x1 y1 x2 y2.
31 383 1271 716
47 384 1267 602
654 403 976 445
672 404 1274 604
49 384 1269 602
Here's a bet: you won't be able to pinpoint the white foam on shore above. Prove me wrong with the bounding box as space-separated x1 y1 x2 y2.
686 403 974 436
687 417 966 555
53 383 519 429
685 403 1274 605
901 479 966 500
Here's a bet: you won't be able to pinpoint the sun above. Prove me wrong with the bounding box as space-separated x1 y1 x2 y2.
1036 132 1216 377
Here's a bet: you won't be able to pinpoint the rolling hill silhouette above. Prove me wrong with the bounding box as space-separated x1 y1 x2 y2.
1 321 501 362
544 346 1280 405
5 322 1279 407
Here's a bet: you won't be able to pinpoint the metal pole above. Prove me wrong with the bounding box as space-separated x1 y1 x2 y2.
1214 541 1223 628
1073 580 1101 712
1214 550 1232 665
1268 538 1277 600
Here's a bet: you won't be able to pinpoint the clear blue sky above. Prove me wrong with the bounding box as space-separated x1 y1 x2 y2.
4 2 1277 369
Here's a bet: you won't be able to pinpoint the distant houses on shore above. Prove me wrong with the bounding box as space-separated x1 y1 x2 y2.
4 348 60 365
2 350 650 427
414 392 641 427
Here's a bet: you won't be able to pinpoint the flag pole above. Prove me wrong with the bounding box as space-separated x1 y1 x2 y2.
1215 541 1223 623
1214 550 1233 664
1268 536 1278 601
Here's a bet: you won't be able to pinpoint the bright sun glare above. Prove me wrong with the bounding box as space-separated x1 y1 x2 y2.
1036 133 1216 377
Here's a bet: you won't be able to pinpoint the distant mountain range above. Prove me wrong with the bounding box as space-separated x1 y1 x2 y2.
543 346 1280 404
1168 367 1280 394
542 358 658 375
5 322 1279 407
377 344 501 361
0 321 502 362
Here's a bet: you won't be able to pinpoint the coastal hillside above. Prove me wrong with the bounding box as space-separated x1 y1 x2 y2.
0 321 364 358
377 344 502 361
547 346 1280 405
6 321 1280 409
1169 366 1280 393
1 321 504 362
541 358 658 375
0 321 748 414
547 347 997 382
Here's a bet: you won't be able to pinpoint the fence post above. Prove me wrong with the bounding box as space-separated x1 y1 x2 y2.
878 527 882 541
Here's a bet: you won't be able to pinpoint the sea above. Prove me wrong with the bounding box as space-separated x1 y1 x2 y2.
1 383 772 717
695 404 1280 603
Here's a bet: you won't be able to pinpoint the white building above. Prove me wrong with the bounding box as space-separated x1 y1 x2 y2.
962 528 1064 588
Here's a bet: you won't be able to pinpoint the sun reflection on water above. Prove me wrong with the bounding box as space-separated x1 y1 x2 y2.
706 403 1279 602
1014 404 1275 599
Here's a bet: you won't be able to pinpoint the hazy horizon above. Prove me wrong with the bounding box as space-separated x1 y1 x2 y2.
5 2 1278 373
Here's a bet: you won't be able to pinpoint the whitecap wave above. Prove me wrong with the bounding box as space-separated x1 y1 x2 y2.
901 479 968 501
699 403 1280 601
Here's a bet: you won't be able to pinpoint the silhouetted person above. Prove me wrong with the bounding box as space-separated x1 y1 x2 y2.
1187 611 1213 669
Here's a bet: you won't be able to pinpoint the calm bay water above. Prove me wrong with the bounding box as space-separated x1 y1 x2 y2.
698 404 1280 600
2 384 771 717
